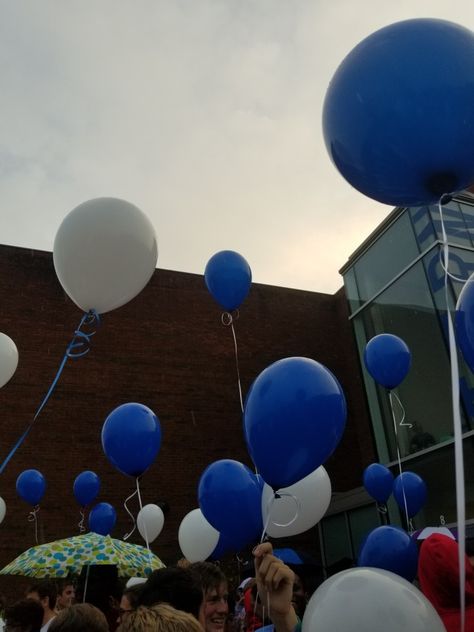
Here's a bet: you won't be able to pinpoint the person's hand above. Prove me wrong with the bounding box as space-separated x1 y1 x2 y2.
253 543 298 632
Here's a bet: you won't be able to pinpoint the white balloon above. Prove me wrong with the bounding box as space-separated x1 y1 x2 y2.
0 333 19 389
262 466 331 537
178 509 220 563
302 568 445 632
137 504 164 543
0 496 6 523
53 197 158 314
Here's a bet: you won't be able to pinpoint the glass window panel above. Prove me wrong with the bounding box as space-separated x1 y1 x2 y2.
410 206 437 251
321 513 352 568
348 504 381 559
343 267 362 314
429 200 474 248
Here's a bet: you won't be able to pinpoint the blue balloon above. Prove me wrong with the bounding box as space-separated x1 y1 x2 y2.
101 403 162 477
198 459 263 552
89 502 116 536
363 463 394 504
358 525 419 582
455 279 474 373
244 357 347 490
364 334 411 389
209 532 234 561
204 250 252 312
323 18 474 206
16 469 46 506
393 472 427 518
73 471 101 507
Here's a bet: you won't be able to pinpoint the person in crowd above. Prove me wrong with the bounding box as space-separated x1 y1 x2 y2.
48 604 108 632
118 603 203 632
117 583 142 627
75 565 122 632
4 599 44 632
418 532 474 632
137 567 203 620
54 581 75 613
190 562 229 632
25 581 57 631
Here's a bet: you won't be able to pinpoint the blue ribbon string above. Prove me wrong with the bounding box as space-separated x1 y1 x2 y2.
0 310 100 475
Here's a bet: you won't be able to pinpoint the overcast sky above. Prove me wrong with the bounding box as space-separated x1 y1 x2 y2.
1 1 473 294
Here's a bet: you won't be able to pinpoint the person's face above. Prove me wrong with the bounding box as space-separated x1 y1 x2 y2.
200 582 229 632
57 584 75 609
116 594 133 626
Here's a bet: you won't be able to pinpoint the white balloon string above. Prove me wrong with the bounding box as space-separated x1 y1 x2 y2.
439 199 466 632
268 492 301 528
136 477 153 569
388 390 411 532
221 311 244 413
78 508 86 533
123 488 138 541
260 495 274 543
389 391 412 428
27 505 40 544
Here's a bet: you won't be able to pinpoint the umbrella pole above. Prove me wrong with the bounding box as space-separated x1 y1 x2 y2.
83 564 90 603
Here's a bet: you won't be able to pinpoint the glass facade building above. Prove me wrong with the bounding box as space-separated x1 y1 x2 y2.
340 192 474 529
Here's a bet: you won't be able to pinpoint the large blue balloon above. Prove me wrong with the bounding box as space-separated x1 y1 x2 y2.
244 357 346 490
358 525 419 582
16 469 46 506
73 471 101 507
101 403 161 477
204 250 252 312
323 18 474 206
89 502 117 536
363 463 394 504
455 277 474 373
198 460 263 552
393 471 427 518
364 334 411 389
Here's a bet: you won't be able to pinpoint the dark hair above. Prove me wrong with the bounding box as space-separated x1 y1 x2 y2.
76 564 122 610
26 579 58 610
138 567 203 618
122 583 143 610
48 603 108 632
5 598 44 631
189 561 227 594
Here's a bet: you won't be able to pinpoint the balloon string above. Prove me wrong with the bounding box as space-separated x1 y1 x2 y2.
439 199 466 632
78 508 86 534
0 310 100 476
389 391 412 428
27 505 40 545
221 311 244 413
135 477 153 569
388 390 411 532
268 492 301 528
123 488 139 541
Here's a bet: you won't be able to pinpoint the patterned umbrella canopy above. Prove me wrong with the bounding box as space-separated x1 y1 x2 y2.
0 532 165 578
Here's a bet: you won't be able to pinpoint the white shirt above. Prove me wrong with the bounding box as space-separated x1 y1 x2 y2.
41 617 56 632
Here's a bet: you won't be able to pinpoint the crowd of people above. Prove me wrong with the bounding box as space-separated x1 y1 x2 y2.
0 536 473 631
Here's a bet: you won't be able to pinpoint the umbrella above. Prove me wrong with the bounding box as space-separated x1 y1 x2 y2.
0 532 165 578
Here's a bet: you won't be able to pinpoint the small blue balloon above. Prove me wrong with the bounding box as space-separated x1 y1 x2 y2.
393 472 427 518
101 403 162 478
198 459 263 552
89 502 116 536
73 471 101 507
244 357 347 490
358 525 419 582
16 469 46 506
204 250 252 312
323 18 474 206
363 463 394 504
364 334 411 389
455 278 474 373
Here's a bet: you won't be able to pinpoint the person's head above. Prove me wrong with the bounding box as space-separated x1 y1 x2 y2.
55 580 76 611
48 603 108 632
117 584 142 627
118 603 203 632
4 598 44 632
138 567 203 619
25 580 57 620
76 565 122 631
190 562 228 632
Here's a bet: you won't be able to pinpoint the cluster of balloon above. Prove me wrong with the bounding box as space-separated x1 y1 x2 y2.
301 567 445 632
322 18 474 207
89 502 116 536
358 525 419 582
0 333 18 389
101 403 162 545
198 459 263 554
204 250 252 413
363 463 393 519
73 471 101 532
16 469 46 543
